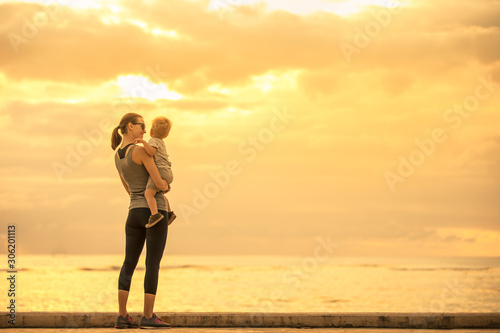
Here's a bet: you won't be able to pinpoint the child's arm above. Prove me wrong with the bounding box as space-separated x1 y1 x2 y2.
134 138 157 157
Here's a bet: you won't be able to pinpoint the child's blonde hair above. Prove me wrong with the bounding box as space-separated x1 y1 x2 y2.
151 116 172 139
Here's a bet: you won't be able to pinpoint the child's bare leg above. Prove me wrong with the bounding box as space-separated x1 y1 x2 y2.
145 188 158 215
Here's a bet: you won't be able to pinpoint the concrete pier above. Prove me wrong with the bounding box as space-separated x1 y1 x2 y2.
1 312 500 329
3 329 500 333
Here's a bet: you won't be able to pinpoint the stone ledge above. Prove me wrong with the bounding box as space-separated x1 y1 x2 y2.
1 312 500 329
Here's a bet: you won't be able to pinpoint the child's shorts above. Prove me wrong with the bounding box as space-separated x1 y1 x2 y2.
146 168 173 192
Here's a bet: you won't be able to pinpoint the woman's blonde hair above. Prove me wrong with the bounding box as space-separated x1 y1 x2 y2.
151 116 172 139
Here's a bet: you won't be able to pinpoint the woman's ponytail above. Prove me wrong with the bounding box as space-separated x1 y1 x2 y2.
111 113 143 150
111 126 122 150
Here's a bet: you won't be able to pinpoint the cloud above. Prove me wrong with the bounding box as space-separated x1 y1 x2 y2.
0 0 499 256
2 0 499 89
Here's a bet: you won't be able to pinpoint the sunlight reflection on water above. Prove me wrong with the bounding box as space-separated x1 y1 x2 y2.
16 255 500 312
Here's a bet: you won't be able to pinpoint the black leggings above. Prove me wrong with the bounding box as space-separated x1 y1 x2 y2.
118 208 168 295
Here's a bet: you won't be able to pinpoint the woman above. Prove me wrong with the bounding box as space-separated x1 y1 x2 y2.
111 112 171 329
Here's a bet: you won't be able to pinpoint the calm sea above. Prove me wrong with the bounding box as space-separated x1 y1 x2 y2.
9 255 500 313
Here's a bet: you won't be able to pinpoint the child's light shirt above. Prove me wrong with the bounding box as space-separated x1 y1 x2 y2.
148 137 172 169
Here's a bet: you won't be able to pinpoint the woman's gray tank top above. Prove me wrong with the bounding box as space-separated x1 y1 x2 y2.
115 144 167 210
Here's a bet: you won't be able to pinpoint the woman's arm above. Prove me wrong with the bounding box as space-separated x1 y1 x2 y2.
134 147 168 191
134 138 157 157
119 174 130 195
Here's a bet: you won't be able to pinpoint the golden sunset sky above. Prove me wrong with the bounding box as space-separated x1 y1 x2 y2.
0 0 499 257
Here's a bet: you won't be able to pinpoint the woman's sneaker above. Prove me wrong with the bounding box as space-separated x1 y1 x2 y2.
167 211 177 226
146 213 164 228
115 314 139 329
140 313 171 329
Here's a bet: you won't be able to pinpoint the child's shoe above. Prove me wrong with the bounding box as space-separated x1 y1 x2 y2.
167 211 177 226
146 213 164 228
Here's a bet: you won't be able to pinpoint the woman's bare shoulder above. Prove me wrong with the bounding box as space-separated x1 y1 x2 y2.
132 145 146 153
131 145 149 164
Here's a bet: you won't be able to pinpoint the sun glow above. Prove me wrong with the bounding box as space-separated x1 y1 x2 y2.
333 2 360 16
121 20 183 39
208 84 231 95
205 0 407 17
3 0 407 18
152 28 177 37
0 0 110 9
116 75 183 101
252 70 299 93
327 0 406 17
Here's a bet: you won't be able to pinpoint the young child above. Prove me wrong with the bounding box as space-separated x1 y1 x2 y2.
135 116 176 228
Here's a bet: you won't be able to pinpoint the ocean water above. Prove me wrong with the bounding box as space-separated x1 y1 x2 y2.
9 255 500 313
